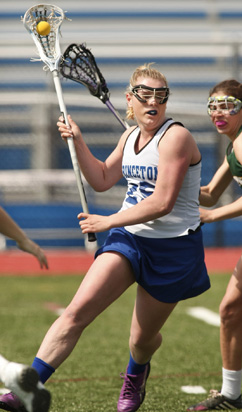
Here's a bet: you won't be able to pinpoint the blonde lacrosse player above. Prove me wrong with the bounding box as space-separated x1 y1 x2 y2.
0 64 210 412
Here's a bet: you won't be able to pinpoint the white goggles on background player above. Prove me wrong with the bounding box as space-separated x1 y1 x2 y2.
207 96 242 116
131 84 169 104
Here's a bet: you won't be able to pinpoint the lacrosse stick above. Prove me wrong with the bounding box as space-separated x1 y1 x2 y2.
23 4 96 243
60 43 129 130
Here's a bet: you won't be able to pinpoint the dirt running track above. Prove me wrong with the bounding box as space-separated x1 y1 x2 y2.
0 247 241 276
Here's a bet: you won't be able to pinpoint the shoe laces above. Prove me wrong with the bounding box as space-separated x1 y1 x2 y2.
120 373 142 399
208 389 221 399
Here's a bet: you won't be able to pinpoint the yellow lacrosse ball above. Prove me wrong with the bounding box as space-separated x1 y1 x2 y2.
36 21 51 36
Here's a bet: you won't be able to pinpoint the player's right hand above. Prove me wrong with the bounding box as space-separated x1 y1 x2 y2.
17 237 49 269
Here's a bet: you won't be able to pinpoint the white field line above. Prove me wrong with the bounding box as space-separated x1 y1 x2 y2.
44 303 65 316
181 307 219 395
186 306 220 326
55 308 65 316
181 385 207 394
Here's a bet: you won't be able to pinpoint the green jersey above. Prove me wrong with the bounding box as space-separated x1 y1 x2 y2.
226 127 242 188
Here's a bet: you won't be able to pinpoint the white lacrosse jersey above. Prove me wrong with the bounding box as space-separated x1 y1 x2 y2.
120 118 201 238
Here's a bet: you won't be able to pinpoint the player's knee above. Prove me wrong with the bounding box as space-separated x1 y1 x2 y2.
130 332 162 353
61 306 90 335
219 298 241 326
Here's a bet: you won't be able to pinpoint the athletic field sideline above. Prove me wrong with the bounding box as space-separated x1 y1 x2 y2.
0 247 240 275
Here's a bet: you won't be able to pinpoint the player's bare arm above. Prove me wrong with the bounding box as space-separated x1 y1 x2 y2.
58 115 133 191
0 207 48 269
199 157 233 207
200 196 242 223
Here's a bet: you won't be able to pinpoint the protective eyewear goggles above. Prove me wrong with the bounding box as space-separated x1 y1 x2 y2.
207 95 242 116
131 84 169 104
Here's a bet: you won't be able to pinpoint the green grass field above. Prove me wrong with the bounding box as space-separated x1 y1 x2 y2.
0 273 232 411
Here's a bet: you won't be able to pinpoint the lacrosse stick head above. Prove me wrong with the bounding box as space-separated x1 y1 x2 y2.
23 3 66 72
60 43 110 103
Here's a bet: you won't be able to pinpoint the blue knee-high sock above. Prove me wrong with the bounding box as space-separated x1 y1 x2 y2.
32 357 55 383
127 353 149 375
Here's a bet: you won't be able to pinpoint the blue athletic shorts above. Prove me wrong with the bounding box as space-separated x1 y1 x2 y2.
95 227 210 303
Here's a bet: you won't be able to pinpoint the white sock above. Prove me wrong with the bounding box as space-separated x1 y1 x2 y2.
0 355 10 383
221 367 242 400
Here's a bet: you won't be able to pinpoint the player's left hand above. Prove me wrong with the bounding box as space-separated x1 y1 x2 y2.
17 237 49 269
78 212 112 233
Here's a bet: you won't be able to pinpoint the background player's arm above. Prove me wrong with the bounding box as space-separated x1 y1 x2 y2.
199 156 242 223
200 196 242 223
0 206 48 269
199 157 233 207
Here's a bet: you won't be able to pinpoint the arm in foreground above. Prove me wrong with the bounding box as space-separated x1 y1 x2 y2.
57 115 132 192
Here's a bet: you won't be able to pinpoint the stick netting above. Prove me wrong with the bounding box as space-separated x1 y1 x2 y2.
23 4 68 71
61 44 110 102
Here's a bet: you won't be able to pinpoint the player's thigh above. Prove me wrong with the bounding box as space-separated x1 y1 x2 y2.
130 285 177 340
68 251 135 322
